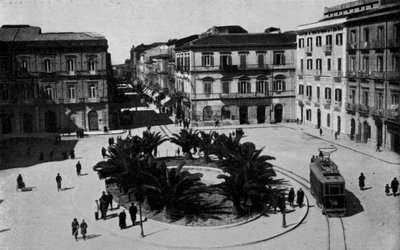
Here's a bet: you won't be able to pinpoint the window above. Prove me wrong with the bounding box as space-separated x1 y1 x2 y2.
327 114 330 127
325 88 332 100
377 56 383 72
349 56 356 71
317 86 320 99
221 106 231 120
68 86 76 99
257 54 265 68
307 59 313 70
350 30 357 44
350 89 356 104
306 109 312 121
21 60 28 72
300 59 304 71
338 58 342 71
307 37 313 48
391 93 399 105
363 28 369 42
326 35 332 46
222 81 230 94
376 92 383 109
298 84 304 95
44 59 52 72
316 36 322 47
89 85 97 98
220 54 232 68
204 81 212 94
394 24 400 42
256 81 268 94
88 60 96 72
45 86 53 100
201 54 214 67
362 90 369 106
239 54 247 69
238 81 250 93
273 80 286 92
327 58 331 71
335 89 342 102
298 38 304 48
336 33 343 45
306 85 312 97
393 55 399 72
316 59 322 71
67 59 74 72
273 52 285 65
362 56 369 71
377 26 384 42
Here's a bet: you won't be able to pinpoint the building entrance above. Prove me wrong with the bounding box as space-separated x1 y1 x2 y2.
88 110 99 131
239 106 248 124
274 104 283 123
44 111 57 132
257 106 265 123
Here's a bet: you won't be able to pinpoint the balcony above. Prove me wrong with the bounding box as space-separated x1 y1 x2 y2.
369 106 384 116
305 47 313 56
347 42 357 50
272 64 296 70
386 109 400 121
371 40 385 49
323 100 331 110
358 71 370 78
387 72 400 80
220 92 271 99
323 45 332 55
331 70 342 78
387 39 400 49
358 104 369 113
220 65 239 72
359 41 371 50
334 101 342 107
346 102 356 112
346 70 357 78
371 71 385 79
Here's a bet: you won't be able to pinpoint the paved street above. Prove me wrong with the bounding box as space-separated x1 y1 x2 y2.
0 123 399 250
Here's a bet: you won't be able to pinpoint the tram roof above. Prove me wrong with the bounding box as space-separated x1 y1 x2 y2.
310 160 345 184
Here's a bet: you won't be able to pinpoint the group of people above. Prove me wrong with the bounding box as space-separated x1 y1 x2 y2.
270 187 305 214
71 218 88 241
76 128 85 138
358 173 399 197
118 203 138 230
96 191 114 220
174 117 191 129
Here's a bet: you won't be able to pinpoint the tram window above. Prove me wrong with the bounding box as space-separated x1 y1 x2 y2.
330 184 340 195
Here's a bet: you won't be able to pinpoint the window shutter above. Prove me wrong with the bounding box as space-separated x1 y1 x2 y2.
247 82 251 93
282 54 286 65
211 56 214 67
238 82 240 92
228 55 232 65
201 56 205 66
282 81 286 91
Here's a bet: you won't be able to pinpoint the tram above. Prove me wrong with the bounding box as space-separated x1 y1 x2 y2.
310 147 346 216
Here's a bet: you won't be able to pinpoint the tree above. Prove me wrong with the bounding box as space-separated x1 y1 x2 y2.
198 130 215 163
170 129 199 159
141 130 168 157
211 132 241 160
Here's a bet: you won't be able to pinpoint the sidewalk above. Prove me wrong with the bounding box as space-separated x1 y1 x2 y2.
282 123 400 165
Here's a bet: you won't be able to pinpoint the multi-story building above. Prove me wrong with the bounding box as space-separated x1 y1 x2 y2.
296 17 348 136
0 25 111 134
345 0 400 152
296 0 400 153
175 26 297 125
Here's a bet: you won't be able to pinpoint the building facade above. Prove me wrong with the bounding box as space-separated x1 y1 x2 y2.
175 28 297 125
0 25 111 134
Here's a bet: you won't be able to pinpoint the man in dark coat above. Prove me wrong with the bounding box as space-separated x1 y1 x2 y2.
277 193 286 212
71 218 79 241
288 187 295 207
101 147 107 159
119 210 127 229
76 161 82 176
391 177 399 197
70 148 75 159
358 173 366 190
107 191 113 210
297 188 304 207
129 203 138 226
56 173 62 191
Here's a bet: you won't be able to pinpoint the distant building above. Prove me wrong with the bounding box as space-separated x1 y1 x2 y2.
296 0 400 153
175 28 297 125
0 25 111 134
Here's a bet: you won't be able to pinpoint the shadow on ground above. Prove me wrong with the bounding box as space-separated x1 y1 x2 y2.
0 137 79 170
119 111 173 129
344 189 364 217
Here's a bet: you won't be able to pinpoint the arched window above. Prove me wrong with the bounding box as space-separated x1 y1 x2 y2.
45 86 53 100
221 106 231 120
68 86 75 99
89 85 96 98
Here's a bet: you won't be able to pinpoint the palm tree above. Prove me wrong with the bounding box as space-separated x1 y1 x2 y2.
217 142 276 215
141 130 168 157
170 129 199 159
198 130 215 162
211 132 242 160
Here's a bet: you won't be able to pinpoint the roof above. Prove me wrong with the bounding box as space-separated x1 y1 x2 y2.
177 33 296 50
34 32 105 41
211 25 248 34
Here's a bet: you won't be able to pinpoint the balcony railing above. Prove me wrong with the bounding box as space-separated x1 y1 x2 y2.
305 47 313 55
346 102 356 112
347 42 357 50
371 71 385 79
386 109 400 120
387 71 400 80
371 40 385 49
387 39 400 48
359 41 371 50
220 92 271 99
323 45 332 54
331 70 342 77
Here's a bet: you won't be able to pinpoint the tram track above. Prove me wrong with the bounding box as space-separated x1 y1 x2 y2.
274 165 347 250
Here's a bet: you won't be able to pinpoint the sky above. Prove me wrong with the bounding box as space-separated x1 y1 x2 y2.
0 0 350 64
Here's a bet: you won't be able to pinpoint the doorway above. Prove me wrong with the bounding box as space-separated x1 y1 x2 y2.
317 109 321 128
88 110 99 131
239 106 248 124
274 104 283 123
257 106 265 123
44 111 57 132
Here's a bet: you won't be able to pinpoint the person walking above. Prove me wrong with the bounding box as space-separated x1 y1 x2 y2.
358 173 366 190
107 191 113 210
129 203 138 226
119 210 127 229
70 148 75 159
288 187 295 207
277 193 286 213
71 218 79 241
297 188 305 207
94 200 100 220
56 173 62 191
80 220 88 240
319 128 323 136
391 177 399 197
270 191 278 214
76 161 82 176
385 184 390 196
101 147 107 159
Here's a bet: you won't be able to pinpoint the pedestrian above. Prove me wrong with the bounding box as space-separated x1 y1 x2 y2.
334 131 338 140
17 174 25 190
70 148 75 159
101 147 107 159
80 219 88 240
385 184 390 196
76 161 82 176
108 137 113 147
271 191 278 213
129 203 138 226
71 218 79 241
100 191 108 219
319 128 322 136
119 210 127 229
278 193 286 212
107 191 113 210
358 173 365 190
311 155 315 163
391 177 399 197
288 187 295 207
94 200 99 220
297 188 305 207
56 173 62 191
177 147 180 156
